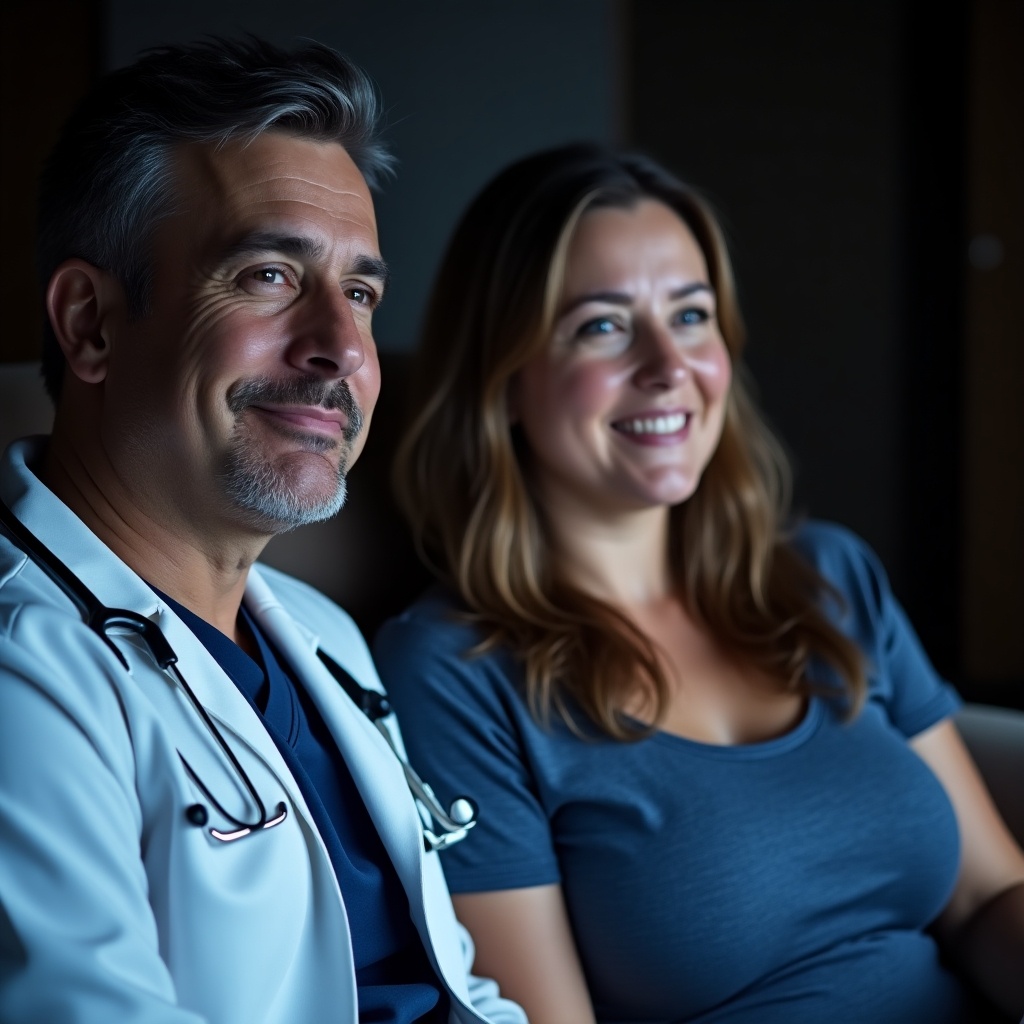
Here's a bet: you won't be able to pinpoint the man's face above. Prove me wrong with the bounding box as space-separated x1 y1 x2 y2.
101 132 385 535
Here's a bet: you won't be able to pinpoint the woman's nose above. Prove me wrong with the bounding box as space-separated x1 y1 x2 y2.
632 324 688 390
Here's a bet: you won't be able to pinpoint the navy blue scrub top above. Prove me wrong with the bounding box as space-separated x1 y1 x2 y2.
158 589 447 1023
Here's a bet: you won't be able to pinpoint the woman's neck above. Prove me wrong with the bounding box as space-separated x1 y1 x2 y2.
544 501 675 609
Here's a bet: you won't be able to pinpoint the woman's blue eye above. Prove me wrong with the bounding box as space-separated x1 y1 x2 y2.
578 318 617 336
676 307 709 326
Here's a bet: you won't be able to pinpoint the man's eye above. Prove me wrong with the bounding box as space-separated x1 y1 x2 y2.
347 286 377 307
253 267 288 285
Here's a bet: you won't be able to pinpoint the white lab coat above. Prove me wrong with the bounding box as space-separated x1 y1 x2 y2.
0 437 525 1024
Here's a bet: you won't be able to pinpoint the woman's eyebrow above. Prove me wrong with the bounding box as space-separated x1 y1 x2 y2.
558 281 713 316
670 282 714 300
561 290 632 315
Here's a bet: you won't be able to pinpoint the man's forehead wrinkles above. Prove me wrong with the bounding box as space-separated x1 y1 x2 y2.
216 176 377 229
229 170 369 196
168 133 381 280
250 172 370 198
184 142 372 204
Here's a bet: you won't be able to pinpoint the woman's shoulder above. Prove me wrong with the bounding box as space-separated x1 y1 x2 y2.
373 586 520 710
790 520 960 729
790 518 877 569
786 519 901 661
375 584 481 657
788 519 890 610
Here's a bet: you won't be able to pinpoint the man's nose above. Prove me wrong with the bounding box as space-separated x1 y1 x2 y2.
285 286 370 378
632 323 688 390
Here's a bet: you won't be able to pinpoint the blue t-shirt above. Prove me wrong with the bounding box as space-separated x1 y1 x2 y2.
373 522 971 1024
158 591 447 1024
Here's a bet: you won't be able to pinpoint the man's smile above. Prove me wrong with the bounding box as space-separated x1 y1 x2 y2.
228 374 364 447
248 403 348 437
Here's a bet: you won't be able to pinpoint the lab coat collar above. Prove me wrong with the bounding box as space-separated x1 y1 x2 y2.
1 438 162 619
0 437 322 844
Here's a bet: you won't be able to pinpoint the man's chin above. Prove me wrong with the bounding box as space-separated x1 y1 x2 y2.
235 485 348 534
221 455 348 533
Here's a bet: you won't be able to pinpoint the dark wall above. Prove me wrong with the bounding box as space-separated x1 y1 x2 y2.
103 0 621 353
626 0 995 697
629 0 909 591
1 1 100 363
5 1 1018 705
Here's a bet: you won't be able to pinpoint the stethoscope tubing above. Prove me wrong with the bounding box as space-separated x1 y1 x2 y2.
0 497 475 850
0 496 287 841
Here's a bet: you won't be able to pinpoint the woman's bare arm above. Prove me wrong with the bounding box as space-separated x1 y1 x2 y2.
912 718 1024 1016
453 884 597 1024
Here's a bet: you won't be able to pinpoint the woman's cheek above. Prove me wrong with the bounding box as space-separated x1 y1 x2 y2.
564 359 634 410
688 338 732 401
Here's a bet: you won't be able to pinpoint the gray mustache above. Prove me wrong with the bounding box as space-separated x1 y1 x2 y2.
228 376 363 442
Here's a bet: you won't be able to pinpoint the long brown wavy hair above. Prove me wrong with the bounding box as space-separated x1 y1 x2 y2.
394 143 866 739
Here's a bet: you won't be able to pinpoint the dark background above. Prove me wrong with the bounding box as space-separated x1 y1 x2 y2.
2 0 1020 708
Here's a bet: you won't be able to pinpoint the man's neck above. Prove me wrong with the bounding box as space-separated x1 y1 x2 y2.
39 426 265 644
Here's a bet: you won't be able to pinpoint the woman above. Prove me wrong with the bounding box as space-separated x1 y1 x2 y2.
373 144 1024 1023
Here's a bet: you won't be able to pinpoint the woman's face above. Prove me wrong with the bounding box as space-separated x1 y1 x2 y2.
512 199 731 520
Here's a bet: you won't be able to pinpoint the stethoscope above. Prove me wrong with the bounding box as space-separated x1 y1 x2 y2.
0 498 477 851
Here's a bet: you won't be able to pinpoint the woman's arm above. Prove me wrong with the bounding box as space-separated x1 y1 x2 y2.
453 885 597 1024
911 718 1024 1016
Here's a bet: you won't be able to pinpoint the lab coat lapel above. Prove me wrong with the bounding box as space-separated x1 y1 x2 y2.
244 575 427 871
243 568 481 1011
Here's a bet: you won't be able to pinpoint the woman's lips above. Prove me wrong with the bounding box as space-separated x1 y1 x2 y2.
611 411 691 442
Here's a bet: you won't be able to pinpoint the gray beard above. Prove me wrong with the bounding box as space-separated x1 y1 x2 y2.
220 375 361 532
221 430 349 532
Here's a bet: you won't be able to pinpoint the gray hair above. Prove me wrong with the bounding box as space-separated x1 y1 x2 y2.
36 35 394 399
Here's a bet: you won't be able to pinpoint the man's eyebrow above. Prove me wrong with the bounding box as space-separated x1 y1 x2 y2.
219 232 327 264
558 281 713 316
351 254 391 293
216 232 390 291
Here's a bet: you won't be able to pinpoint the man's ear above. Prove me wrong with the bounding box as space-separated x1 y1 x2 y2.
45 259 123 385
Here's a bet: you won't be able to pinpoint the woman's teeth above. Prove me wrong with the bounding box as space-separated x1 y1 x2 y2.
615 413 689 435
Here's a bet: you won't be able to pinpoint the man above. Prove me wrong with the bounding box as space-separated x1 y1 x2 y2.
0 37 524 1024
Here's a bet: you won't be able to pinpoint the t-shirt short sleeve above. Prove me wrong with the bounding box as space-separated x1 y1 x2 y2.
374 596 561 892
793 521 962 737
375 531 968 1023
